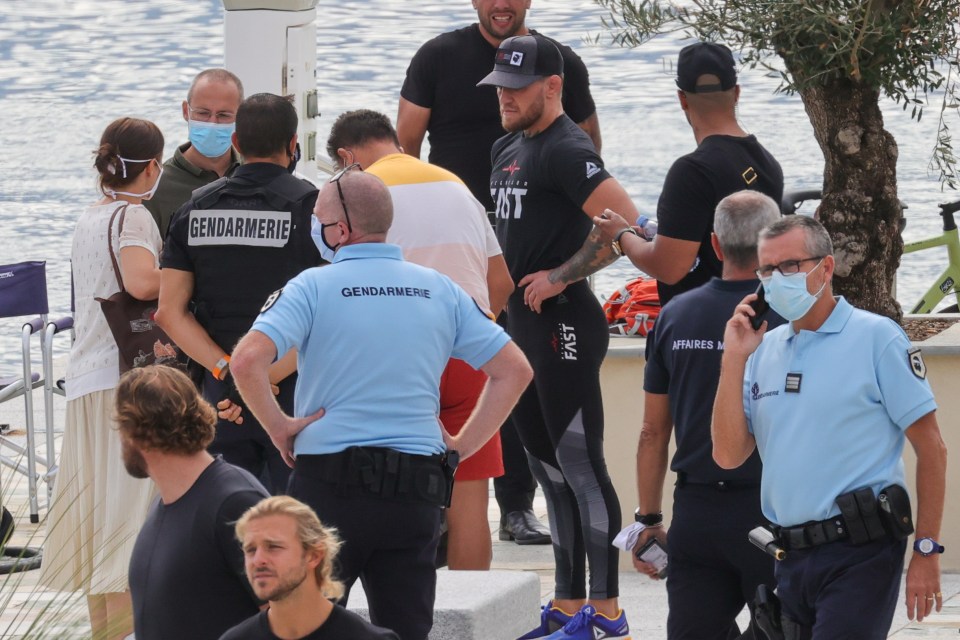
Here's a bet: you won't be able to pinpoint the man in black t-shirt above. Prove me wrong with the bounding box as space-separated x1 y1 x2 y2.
480 34 641 638
637 191 782 639
594 42 783 307
398 0 600 211
219 496 398 640
398 0 601 546
119 366 270 640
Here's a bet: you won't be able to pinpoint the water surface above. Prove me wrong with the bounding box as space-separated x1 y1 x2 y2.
0 0 951 374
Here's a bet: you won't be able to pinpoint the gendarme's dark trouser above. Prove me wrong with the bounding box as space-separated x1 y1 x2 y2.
775 537 906 639
290 453 443 640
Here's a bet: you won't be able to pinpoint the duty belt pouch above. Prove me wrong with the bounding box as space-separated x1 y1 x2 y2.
854 487 887 541
878 484 915 540
835 488 885 545
414 463 449 507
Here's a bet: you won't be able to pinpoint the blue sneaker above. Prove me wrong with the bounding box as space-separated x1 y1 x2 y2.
543 604 631 639
516 601 575 639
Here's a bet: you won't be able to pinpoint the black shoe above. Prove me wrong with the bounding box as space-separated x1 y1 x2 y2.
499 510 552 545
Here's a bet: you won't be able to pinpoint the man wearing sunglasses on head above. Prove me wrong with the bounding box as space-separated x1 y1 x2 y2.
145 68 244 238
157 93 322 496
229 168 532 640
713 215 947 638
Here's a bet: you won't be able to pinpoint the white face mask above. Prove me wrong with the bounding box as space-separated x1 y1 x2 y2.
104 158 163 200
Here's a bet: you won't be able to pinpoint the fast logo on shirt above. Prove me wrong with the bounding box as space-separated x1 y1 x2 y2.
188 210 292 247
492 161 527 220
551 322 578 361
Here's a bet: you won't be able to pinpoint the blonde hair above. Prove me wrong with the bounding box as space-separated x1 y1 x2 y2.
235 496 344 600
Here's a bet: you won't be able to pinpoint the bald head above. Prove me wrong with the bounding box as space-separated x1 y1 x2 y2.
316 171 393 242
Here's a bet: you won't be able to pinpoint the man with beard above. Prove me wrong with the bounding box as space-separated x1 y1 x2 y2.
398 0 601 546
219 496 399 640
120 366 269 640
480 34 640 640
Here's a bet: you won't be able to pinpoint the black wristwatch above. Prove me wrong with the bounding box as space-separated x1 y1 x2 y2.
634 508 663 526
612 228 639 256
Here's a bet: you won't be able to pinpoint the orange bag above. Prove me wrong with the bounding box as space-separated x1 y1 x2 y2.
603 277 661 336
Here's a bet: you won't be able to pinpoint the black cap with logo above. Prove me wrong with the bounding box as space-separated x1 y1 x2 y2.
477 34 564 90
676 42 737 93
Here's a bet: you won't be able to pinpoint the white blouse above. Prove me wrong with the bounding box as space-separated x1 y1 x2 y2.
66 202 161 400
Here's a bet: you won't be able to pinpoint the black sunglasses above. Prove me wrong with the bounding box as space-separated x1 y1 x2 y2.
329 162 361 231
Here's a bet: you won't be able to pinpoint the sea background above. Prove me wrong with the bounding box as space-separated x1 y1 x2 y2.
0 0 954 376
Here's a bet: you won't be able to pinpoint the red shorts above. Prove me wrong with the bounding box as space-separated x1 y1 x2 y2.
439 358 503 481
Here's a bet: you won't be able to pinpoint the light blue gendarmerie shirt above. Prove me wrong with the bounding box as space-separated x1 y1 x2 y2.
251 243 510 457
743 297 936 527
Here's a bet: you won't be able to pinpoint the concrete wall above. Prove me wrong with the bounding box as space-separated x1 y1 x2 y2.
600 328 959 572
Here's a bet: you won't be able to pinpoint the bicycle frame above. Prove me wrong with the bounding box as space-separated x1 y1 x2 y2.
782 190 960 314
903 202 960 314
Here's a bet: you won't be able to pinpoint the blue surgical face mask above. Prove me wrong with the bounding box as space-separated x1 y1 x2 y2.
762 259 826 321
188 120 235 158
311 216 339 263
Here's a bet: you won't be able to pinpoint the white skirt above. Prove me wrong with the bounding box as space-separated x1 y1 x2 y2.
37 388 156 594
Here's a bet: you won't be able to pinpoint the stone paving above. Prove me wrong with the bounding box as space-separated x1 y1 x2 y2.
2 382 959 638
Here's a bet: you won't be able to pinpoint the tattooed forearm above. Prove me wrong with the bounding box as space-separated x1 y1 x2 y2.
547 224 617 285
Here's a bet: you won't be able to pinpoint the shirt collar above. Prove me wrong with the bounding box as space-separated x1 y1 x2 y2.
332 243 404 263
781 296 851 340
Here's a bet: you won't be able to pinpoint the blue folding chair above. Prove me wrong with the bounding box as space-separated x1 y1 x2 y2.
0 261 72 523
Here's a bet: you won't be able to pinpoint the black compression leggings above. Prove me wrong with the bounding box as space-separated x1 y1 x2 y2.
506 281 621 599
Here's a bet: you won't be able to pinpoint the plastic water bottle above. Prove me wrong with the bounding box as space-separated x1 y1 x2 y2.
636 215 658 240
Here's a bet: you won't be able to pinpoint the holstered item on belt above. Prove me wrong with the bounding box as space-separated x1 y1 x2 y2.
878 484 915 540
440 450 460 508
753 585 784 640
835 487 886 545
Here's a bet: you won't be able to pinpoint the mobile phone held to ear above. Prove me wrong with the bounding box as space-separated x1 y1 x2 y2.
749 283 769 330
635 538 668 578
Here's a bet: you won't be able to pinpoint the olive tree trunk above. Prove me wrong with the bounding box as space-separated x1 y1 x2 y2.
791 73 903 320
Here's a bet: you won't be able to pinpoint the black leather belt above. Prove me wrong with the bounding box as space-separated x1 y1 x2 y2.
775 516 848 551
676 471 760 491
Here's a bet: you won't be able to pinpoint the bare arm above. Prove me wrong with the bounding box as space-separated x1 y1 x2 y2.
593 212 700 284
904 411 948 622
155 268 226 372
486 254 514 318
637 392 672 522
519 177 640 312
443 341 532 459
397 97 431 159
632 392 672 577
118 246 161 301
577 112 602 155
711 296 765 469
231 330 323 467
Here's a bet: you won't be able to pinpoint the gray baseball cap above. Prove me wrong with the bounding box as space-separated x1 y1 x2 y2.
477 34 564 90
